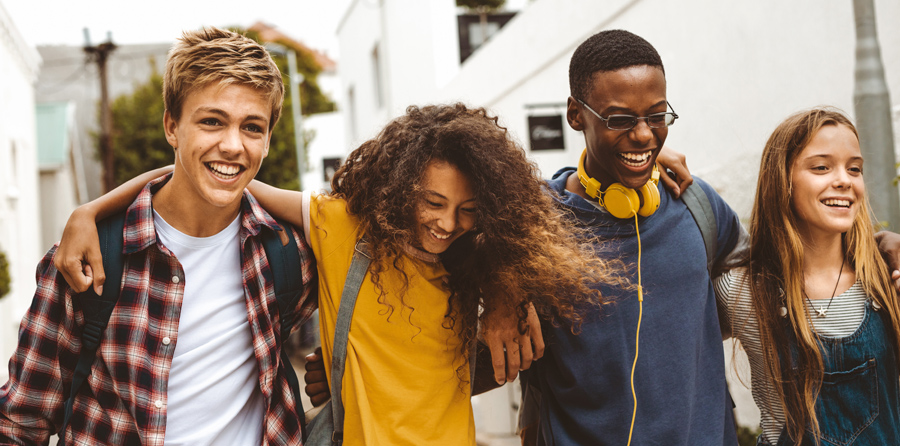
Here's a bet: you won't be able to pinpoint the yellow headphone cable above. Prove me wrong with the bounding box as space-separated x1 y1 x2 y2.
626 212 643 446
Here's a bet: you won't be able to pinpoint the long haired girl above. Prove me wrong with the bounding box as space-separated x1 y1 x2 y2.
715 107 900 445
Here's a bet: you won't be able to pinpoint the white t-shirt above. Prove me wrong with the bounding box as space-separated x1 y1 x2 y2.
154 211 265 446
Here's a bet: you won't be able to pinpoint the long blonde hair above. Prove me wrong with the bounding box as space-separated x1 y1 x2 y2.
745 107 900 444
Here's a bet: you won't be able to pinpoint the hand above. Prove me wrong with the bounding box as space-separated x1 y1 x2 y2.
304 347 330 406
481 302 545 385
656 145 693 198
53 206 105 295
875 231 900 291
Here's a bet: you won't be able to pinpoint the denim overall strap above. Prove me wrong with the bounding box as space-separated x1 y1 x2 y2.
775 300 900 446
329 239 372 445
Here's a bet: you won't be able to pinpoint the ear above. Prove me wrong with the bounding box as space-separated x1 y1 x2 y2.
163 110 178 150
566 96 585 131
262 131 272 158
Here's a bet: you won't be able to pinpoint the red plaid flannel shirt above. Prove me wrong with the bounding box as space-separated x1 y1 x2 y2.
0 176 317 445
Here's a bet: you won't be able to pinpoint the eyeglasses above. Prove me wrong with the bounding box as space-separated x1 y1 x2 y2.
577 99 679 131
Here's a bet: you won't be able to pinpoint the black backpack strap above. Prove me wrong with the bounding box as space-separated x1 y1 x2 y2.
58 212 127 445
260 219 305 342
258 219 309 436
681 183 717 276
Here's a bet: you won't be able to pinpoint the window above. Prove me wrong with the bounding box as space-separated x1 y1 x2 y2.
371 44 383 109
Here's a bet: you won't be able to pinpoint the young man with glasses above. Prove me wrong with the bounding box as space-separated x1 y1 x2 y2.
516 29 743 445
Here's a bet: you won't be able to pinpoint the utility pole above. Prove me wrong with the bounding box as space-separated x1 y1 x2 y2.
853 0 899 228
287 49 305 191
84 29 117 192
266 43 306 190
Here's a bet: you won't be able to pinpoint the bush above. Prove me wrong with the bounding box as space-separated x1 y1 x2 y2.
0 249 10 299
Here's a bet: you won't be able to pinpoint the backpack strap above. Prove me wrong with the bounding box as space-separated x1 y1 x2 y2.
329 239 372 444
58 212 127 445
681 183 717 276
258 220 310 437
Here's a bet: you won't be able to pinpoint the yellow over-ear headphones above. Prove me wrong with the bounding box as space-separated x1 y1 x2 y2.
576 149 660 219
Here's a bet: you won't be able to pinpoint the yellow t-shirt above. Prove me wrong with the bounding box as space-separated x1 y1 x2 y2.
307 194 475 446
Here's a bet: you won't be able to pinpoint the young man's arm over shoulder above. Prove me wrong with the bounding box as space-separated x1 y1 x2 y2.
0 247 82 444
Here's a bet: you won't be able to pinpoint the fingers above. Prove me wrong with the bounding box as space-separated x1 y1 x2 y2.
678 174 694 192
303 347 330 406
505 340 521 382
518 334 534 371
84 246 106 296
659 170 681 198
304 372 330 406
893 270 900 293
486 335 507 385
305 347 324 371
526 303 545 361
55 254 89 294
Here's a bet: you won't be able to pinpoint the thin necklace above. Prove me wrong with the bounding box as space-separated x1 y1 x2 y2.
804 257 844 318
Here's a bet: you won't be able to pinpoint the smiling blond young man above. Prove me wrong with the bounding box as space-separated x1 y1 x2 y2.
0 28 316 445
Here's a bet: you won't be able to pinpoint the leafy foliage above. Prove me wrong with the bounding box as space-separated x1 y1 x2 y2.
104 31 335 191
736 425 762 446
0 248 10 299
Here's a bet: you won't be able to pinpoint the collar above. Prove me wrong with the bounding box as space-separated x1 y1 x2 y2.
402 243 441 264
122 173 284 254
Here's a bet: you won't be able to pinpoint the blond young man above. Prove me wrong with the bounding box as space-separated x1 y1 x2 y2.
0 28 317 445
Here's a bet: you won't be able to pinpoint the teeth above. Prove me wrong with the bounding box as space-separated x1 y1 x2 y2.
430 229 450 240
617 151 651 167
823 199 851 207
207 162 241 179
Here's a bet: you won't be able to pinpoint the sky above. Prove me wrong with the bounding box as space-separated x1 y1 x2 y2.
3 0 350 58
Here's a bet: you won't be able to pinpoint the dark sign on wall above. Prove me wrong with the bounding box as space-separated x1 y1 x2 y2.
323 157 342 183
528 115 565 151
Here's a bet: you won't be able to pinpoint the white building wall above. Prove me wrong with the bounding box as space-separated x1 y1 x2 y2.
0 0 42 383
337 0 459 149
301 111 348 192
438 0 900 221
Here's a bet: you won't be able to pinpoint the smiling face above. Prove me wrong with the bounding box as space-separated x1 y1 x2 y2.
567 65 667 190
414 160 477 254
790 124 864 242
163 81 271 214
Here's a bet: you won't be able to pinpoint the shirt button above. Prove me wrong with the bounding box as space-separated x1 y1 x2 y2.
155 400 163 408
172 275 180 284
162 337 171 345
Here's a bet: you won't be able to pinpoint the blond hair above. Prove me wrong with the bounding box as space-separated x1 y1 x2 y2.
164 27 284 130
745 107 900 445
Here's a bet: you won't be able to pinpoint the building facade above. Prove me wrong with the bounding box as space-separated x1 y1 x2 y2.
0 0 42 383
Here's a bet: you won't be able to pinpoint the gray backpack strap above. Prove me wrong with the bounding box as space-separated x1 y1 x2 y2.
681 183 717 275
329 239 372 445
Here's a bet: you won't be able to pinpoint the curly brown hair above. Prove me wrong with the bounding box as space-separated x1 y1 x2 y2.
331 103 622 381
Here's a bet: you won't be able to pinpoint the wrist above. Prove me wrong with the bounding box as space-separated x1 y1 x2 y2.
75 202 102 222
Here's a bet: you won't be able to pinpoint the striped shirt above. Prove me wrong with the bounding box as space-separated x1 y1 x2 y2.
0 175 317 446
714 268 867 444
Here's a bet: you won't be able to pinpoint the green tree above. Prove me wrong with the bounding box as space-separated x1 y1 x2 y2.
456 0 505 9
0 248 10 300
105 31 335 191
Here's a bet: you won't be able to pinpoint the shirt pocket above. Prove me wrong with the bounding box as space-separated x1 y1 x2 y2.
811 357 878 446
